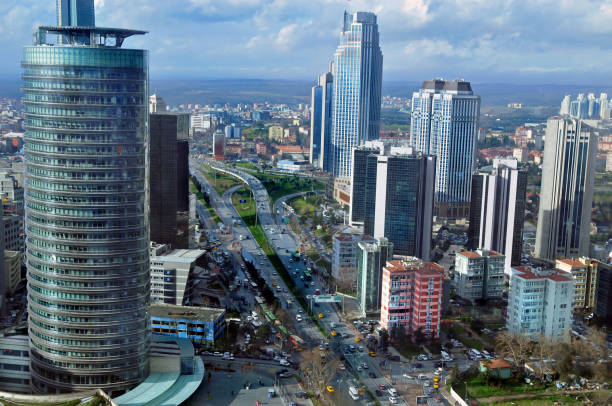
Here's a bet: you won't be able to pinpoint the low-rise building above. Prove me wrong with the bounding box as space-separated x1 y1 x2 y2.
556 258 599 310
150 243 207 306
0 335 30 393
506 266 574 342
332 233 374 286
454 250 505 302
380 258 444 340
150 304 226 346
356 237 393 316
479 359 512 380
277 159 310 172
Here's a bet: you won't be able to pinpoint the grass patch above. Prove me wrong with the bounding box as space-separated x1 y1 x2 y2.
462 338 484 351
200 164 244 195
481 395 593 406
462 374 552 398
253 172 325 203
234 161 259 171
393 341 422 358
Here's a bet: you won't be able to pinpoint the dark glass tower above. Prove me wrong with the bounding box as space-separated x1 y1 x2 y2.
23 23 150 393
149 113 190 249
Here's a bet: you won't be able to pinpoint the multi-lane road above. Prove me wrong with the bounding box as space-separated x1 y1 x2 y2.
191 159 461 406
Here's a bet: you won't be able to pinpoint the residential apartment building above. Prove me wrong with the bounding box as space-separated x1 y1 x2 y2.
468 158 527 273
506 266 574 342
332 233 374 285
150 243 206 306
268 125 284 141
380 258 444 339
454 250 505 303
3 214 21 252
356 238 393 316
556 257 599 310
535 118 597 260
329 11 383 178
410 79 481 218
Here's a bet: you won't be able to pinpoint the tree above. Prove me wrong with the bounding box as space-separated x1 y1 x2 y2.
495 332 531 366
300 348 339 395
413 328 426 345
379 329 389 352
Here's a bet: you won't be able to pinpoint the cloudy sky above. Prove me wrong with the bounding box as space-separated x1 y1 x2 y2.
2 0 612 84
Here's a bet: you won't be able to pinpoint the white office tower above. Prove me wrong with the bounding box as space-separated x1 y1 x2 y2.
329 11 383 179
410 79 480 218
468 158 527 274
535 118 598 261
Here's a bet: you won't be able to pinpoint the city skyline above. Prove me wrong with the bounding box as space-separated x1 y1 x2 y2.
2 1 612 84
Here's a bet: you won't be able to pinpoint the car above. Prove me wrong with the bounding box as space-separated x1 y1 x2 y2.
369 352 376 357
389 396 399 404
318 313 324 319
326 385 335 393
375 389 383 397
418 374 428 380
357 366 363 371
412 363 423 369
339 365 346 371
377 384 386 390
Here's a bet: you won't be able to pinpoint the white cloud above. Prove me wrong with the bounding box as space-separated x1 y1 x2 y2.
275 24 299 51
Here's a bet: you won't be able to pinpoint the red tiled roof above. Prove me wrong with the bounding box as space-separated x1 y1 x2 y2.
512 266 573 282
557 259 584 267
481 359 512 369
459 251 481 258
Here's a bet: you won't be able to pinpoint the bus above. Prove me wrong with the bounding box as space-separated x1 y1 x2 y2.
303 271 312 281
348 386 360 400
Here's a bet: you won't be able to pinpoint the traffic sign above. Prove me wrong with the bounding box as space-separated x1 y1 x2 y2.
314 295 342 303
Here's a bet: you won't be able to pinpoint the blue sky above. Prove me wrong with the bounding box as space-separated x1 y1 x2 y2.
2 0 612 84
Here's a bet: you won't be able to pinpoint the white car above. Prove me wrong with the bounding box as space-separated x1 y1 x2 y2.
389 396 399 404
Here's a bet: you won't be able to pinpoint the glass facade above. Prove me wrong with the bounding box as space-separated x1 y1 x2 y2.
23 40 150 393
410 80 480 214
357 238 392 315
330 12 382 178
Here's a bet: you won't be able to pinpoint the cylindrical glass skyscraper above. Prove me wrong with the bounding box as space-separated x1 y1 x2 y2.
23 26 150 394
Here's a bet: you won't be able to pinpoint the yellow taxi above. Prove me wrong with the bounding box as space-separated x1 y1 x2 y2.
318 313 324 319
326 385 335 393
354 337 361 343
330 330 337 337
369 352 376 357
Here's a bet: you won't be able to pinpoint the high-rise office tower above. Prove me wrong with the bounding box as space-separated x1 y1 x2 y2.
56 0 95 27
361 152 435 259
23 6 150 393
468 158 527 273
329 11 383 179
410 79 480 218
560 95 571 115
149 94 167 113
356 237 393 316
310 70 333 171
150 113 190 249
535 118 597 261
349 143 383 227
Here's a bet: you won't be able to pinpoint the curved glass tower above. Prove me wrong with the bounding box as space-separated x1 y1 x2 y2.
23 26 150 394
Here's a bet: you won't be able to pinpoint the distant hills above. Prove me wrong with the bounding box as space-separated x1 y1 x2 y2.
2 76 612 108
